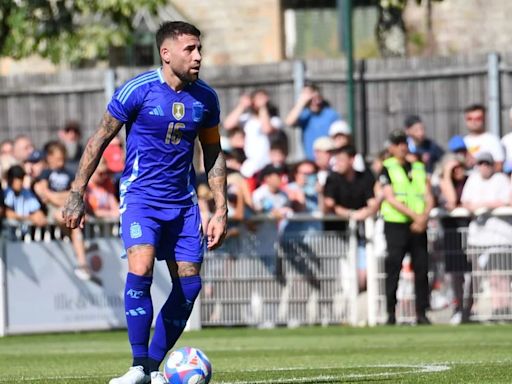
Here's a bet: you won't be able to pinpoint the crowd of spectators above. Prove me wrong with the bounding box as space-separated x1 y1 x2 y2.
3 85 512 322
0 121 124 281
204 91 512 324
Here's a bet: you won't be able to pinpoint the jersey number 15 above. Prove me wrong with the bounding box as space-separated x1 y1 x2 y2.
165 122 184 144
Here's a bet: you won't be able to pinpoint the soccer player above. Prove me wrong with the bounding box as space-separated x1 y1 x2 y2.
62 21 227 384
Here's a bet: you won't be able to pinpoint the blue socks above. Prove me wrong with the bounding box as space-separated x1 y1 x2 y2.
148 275 202 370
124 273 154 368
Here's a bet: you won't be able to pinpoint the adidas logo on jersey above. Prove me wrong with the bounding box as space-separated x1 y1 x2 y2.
149 105 164 116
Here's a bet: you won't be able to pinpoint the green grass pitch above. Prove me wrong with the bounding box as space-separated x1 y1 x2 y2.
0 324 511 383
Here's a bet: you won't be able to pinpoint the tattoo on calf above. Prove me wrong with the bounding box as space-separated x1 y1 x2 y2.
177 262 201 277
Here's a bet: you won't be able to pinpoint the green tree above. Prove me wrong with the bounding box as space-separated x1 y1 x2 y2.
375 0 444 57
0 0 165 64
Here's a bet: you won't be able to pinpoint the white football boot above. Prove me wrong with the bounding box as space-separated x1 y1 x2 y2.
150 371 167 384
109 366 150 384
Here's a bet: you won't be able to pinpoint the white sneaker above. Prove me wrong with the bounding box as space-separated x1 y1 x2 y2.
74 266 92 281
109 366 150 384
150 371 167 384
450 311 463 325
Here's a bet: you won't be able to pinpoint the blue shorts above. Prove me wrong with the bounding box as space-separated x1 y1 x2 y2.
120 203 204 263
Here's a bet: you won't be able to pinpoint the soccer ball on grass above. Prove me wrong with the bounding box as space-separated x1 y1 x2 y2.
163 346 212 384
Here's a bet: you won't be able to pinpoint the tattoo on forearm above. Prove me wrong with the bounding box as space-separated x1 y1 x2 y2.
72 112 123 195
215 215 224 223
203 145 227 214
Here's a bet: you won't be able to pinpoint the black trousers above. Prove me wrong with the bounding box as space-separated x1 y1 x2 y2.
384 222 429 316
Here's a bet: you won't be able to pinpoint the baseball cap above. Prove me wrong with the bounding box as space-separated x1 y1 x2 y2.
26 150 44 163
475 151 494 164
328 120 351 136
313 136 335 152
388 129 408 145
448 135 466 152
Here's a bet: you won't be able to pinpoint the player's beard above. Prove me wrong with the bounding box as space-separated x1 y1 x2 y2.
176 68 199 83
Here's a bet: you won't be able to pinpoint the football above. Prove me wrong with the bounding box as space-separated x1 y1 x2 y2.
163 346 212 384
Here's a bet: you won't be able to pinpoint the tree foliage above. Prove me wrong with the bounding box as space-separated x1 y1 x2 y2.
375 0 444 57
0 0 165 64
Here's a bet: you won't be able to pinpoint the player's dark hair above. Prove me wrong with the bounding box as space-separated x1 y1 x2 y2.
156 21 201 49
464 103 486 115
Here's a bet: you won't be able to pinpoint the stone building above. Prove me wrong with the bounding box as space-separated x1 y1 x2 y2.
2 0 512 75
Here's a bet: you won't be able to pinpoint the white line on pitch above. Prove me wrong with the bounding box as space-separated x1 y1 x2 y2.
217 364 451 384
0 374 113 382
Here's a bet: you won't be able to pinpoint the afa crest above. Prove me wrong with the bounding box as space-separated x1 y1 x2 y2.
172 102 185 120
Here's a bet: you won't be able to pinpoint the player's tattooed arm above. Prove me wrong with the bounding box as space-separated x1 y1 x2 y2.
71 111 123 196
202 142 227 217
201 140 228 249
63 111 123 228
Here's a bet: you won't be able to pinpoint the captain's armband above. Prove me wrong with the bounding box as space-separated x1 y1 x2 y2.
198 125 220 145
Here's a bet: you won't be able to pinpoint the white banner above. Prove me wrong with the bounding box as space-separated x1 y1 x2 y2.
4 238 174 334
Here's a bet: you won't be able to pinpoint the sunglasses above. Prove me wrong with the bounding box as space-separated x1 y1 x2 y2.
465 115 484 122
477 161 493 166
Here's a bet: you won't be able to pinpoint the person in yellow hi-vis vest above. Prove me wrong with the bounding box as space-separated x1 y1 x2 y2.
379 129 434 325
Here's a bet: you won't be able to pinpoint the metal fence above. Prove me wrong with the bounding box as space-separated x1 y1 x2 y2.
4 210 512 331
366 209 512 325
201 222 357 327
3 52 512 159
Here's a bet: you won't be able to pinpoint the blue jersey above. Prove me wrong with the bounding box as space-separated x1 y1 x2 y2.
108 68 220 208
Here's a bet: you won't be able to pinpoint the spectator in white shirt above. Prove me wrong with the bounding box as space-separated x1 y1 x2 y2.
461 152 510 212
461 151 512 318
463 104 504 172
223 90 283 178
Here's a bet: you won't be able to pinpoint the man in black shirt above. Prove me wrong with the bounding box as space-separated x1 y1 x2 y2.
324 144 376 225
323 144 377 291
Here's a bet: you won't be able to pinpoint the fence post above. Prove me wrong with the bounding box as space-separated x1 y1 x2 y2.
293 60 306 101
347 219 359 326
0 237 6 336
365 217 378 327
104 68 116 105
487 52 501 137
357 59 368 156
291 60 306 161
